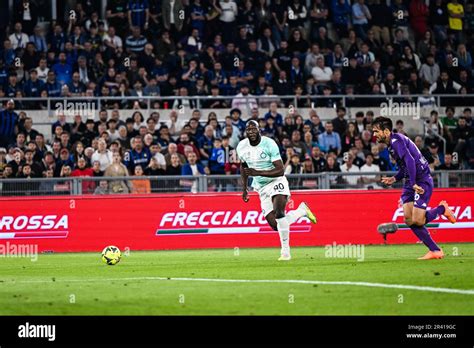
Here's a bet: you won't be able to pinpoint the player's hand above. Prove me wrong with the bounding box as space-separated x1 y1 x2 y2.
242 190 249 203
413 184 425 195
243 168 258 176
381 176 396 186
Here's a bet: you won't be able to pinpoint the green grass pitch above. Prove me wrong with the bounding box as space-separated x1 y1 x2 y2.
1 243 473 315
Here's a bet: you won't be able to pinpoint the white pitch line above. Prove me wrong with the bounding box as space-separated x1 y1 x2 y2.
8 276 474 295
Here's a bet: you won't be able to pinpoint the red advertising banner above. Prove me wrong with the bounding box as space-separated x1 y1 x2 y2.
0 189 473 252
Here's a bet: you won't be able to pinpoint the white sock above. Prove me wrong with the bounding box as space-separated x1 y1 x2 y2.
286 204 307 224
276 216 290 255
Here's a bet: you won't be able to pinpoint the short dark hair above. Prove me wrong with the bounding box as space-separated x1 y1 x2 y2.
372 116 393 131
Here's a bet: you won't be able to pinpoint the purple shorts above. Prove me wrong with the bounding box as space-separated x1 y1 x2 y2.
401 177 433 210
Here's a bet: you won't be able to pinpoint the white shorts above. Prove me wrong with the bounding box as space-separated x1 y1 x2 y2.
257 176 291 217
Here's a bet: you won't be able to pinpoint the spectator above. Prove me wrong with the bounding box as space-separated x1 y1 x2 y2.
94 180 109 195
311 57 333 84
209 138 226 175
52 52 73 85
290 130 306 159
198 125 215 166
269 0 287 46
332 0 351 38
447 0 464 43
409 0 429 41
419 54 441 86
218 0 238 44
125 26 148 53
71 157 95 194
325 155 342 186
231 84 258 115
360 153 381 188
9 22 29 50
165 143 186 166
55 148 75 176
342 122 358 154
131 165 151 194
104 152 130 194
436 153 459 170
368 0 391 45
145 157 166 176
395 120 408 136
124 135 151 172
285 153 303 177
148 142 166 170
310 146 326 172
442 106 458 133
181 151 207 193
340 154 360 186
427 141 443 170
370 144 387 171
391 0 410 41
332 107 348 138
429 70 462 95
352 0 371 41
128 0 150 30
91 139 113 171
452 117 473 160
318 121 341 155
166 153 183 175
177 132 200 159
430 0 449 44
0 100 19 148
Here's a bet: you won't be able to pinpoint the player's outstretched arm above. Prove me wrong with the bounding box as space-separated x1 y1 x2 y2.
241 162 249 202
243 160 285 178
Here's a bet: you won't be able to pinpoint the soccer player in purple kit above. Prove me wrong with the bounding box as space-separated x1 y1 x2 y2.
372 117 456 260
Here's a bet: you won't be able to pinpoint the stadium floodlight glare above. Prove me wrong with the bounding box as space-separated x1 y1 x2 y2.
377 223 398 244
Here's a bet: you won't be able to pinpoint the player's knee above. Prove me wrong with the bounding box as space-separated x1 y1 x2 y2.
404 216 413 226
412 216 425 226
270 222 278 231
274 210 286 219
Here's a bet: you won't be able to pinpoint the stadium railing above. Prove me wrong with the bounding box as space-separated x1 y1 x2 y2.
1 170 473 197
1 94 472 113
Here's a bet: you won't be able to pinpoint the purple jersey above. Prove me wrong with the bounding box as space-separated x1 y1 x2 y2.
388 133 431 186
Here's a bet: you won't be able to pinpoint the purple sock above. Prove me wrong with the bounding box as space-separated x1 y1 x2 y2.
425 206 446 223
410 225 441 251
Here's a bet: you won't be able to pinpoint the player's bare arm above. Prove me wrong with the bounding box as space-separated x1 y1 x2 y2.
381 176 396 186
243 160 284 178
413 184 425 195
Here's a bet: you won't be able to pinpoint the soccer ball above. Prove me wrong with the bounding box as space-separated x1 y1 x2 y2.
101 246 121 265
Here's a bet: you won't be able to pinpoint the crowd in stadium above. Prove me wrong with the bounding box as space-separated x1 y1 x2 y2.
1 0 474 194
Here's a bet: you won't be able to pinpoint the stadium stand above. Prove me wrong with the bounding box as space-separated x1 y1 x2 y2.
0 0 473 195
